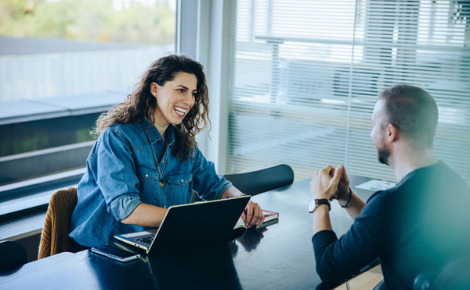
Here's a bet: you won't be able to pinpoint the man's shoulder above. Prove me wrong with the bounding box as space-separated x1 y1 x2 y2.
436 161 469 188
367 185 399 203
406 161 469 192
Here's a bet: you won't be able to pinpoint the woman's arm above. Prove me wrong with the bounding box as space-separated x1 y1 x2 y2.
121 203 168 227
191 148 264 227
221 186 244 199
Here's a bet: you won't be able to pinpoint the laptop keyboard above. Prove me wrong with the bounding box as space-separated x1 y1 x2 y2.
136 236 154 246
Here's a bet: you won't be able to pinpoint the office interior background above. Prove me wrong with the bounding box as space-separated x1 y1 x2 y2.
0 0 469 259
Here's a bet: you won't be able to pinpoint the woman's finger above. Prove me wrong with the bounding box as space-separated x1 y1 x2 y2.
256 206 265 228
244 202 254 227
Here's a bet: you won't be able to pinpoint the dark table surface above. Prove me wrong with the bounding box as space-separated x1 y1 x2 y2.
0 175 377 290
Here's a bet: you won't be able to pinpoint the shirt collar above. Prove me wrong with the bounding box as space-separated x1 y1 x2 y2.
139 118 176 146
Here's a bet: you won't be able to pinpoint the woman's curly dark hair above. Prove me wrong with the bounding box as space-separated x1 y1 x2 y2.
92 54 210 160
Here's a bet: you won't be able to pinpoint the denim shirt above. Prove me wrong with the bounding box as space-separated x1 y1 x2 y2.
69 119 233 247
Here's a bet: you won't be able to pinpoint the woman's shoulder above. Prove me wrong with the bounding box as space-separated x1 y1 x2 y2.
104 121 146 138
189 145 203 159
101 122 146 147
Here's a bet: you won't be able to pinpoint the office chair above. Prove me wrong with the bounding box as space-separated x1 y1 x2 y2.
38 187 79 259
191 164 294 202
224 164 294 196
373 280 386 290
317 258 383 290
0 240 28 272
413 253 470 290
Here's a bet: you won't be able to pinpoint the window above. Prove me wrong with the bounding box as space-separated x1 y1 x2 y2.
0 0 176 102
228 0 470 183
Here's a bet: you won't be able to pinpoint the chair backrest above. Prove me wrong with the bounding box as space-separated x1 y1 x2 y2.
0 240 27 272
223 164 294 196
413 253 470 290
38 187 77 259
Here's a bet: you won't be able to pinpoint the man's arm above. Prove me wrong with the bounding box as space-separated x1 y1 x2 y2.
310 166 388 284
338 189 365 220
312 204 333 234
329 165 365 220
310 165 342 236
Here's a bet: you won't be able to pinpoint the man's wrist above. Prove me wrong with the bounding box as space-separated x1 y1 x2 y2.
313 203 330 213
337 188 350 202
338 187 352 208
309 199 331 212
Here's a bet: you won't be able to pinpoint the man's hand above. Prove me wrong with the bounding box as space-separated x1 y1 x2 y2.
331 165 350 202
310 165 343 200
241 201 265 228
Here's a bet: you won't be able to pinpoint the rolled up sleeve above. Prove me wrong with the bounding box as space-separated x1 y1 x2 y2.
97 128 142 221
192 147 234 200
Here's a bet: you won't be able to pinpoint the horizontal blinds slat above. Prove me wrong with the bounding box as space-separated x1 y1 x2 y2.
229 0 470 184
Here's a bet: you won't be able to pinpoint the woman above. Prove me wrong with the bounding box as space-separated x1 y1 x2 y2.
69 54 264 248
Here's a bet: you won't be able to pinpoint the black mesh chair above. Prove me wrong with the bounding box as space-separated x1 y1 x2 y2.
192 164 294 202
0 240 28 272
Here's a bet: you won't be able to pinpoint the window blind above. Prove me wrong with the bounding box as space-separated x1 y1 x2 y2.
227 0 470 184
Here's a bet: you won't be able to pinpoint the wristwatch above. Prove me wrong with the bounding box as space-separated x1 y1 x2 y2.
308 199 331 213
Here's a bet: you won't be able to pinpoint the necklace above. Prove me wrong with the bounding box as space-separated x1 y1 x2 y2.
156 152 168 188
147 134 169 189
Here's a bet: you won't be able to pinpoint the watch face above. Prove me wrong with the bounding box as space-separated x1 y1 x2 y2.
308 199 316 212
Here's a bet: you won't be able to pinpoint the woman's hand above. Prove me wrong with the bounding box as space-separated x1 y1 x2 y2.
241 201 265 228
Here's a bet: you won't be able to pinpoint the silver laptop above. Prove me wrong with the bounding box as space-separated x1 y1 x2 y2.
114 196 250 256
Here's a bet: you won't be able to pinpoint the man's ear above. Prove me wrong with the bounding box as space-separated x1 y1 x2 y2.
150 82 158 97
387 123 398 142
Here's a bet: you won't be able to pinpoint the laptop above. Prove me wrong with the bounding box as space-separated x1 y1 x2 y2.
114 195 250 256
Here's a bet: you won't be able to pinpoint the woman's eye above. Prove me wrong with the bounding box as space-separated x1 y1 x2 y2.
178 89 185 93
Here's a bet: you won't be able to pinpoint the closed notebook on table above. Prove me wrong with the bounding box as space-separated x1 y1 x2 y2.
233 208 279 236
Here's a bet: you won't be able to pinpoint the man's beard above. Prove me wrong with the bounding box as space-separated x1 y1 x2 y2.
377 146 390 165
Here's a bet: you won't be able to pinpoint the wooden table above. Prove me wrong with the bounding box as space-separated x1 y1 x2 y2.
1 175 376 290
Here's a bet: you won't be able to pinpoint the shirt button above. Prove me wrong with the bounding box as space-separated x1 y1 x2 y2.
146 174 149 177
181 179 184 182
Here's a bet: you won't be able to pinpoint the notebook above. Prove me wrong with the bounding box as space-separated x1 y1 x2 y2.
114 195 250 256
232 208 279 235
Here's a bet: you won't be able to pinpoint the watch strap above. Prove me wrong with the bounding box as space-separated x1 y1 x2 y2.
308 198 331 213
315 199 331 211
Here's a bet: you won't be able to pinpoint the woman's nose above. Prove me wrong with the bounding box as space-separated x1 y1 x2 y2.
184 93 195 106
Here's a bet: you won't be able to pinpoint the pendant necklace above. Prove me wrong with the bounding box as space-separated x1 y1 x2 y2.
156 149 168 189
145 126 169 189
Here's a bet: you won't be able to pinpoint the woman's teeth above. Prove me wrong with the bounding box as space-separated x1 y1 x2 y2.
174 107 186 115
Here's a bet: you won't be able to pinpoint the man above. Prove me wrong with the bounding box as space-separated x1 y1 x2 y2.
309 85 470 289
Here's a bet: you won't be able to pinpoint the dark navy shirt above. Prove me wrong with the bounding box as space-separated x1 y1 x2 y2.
312 161 470 290
69 119 233 247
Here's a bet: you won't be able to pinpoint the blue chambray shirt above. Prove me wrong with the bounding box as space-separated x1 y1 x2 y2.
69 119 233 247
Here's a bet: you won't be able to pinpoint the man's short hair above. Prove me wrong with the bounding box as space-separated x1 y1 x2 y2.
379 85 438 149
